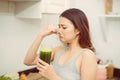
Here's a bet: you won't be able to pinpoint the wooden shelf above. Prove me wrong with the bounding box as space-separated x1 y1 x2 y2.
99 15 120 18
15 1 42 19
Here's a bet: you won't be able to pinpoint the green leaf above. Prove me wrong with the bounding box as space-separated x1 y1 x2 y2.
0 76 12 80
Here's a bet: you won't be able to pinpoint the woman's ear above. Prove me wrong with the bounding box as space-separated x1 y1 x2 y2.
75 29 80 35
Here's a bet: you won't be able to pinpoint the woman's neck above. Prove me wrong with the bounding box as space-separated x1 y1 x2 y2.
66 42 82 52
63 35 82 52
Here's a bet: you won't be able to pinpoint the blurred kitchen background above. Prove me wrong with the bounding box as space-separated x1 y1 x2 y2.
0 0 120 75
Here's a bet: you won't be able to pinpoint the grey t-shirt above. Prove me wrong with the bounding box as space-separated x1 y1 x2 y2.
52 49 84 80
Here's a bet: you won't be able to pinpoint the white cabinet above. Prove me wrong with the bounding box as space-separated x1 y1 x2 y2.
16 0 69 18
1 0 70 19
41 0 70 14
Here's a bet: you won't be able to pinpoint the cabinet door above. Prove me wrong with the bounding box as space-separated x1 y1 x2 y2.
41 0 70 14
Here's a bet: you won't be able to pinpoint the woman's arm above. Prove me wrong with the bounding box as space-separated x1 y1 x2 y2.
81 50 97 80
24 25 57 66
24 34 44 66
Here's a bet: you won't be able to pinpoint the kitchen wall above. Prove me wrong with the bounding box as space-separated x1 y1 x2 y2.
0 0 120 75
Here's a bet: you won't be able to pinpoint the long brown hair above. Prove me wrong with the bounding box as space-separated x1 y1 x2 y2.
60 8 95 52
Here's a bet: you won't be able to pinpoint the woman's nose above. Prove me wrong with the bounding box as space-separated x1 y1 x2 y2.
56 28 60 34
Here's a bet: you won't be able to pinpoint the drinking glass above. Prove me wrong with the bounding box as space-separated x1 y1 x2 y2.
39 44 52 64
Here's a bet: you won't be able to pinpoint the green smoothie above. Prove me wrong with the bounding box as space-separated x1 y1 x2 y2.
40 48 52 64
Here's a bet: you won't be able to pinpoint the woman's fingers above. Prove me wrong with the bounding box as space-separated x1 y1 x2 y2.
36 58 49 70
38 58 48 66
47 24 57 34
36 65 44 72
40 24 57 37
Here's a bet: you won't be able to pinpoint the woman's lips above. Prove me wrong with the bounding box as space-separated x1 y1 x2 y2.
59 35 63 38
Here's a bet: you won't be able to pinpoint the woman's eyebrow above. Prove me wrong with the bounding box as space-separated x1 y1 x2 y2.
58 24 65 26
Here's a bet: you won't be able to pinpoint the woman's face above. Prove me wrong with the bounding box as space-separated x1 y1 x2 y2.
57 17 80 43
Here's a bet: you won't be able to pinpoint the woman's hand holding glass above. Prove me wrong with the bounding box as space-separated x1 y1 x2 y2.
36 57 56 80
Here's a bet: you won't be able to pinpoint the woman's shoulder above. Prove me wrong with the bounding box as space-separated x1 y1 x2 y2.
81 48 96 58
52 45 63 52
80 48 97 66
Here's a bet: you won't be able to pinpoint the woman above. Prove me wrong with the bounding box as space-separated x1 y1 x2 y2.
24 8 97 80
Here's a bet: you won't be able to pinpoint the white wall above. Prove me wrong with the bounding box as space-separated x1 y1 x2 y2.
0 0 120 75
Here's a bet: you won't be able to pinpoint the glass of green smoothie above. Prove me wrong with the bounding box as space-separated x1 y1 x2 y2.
39 47 52 64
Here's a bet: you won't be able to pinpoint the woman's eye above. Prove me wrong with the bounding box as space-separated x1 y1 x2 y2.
58 24 67 29
63 27 67 29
